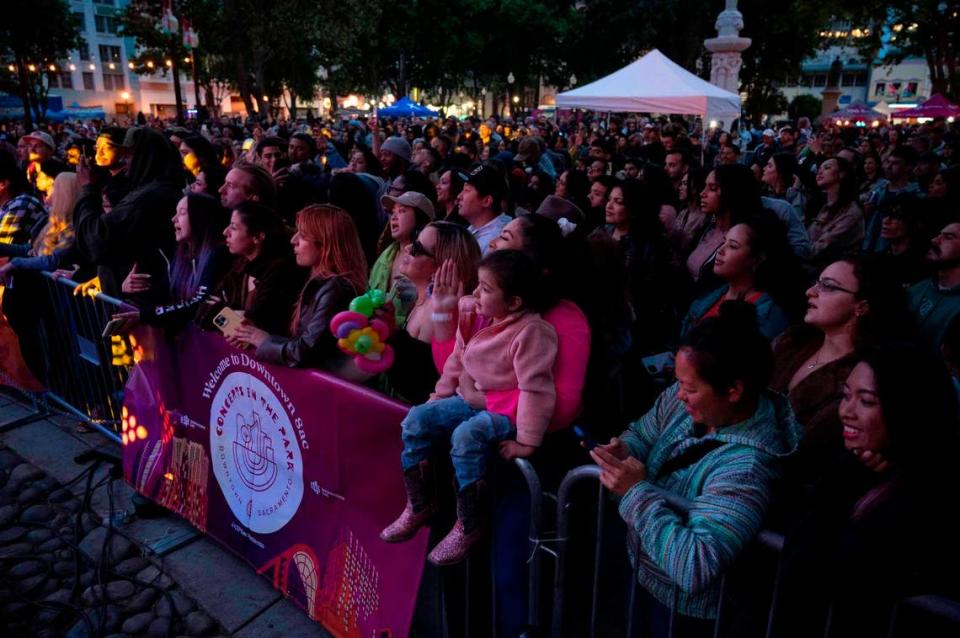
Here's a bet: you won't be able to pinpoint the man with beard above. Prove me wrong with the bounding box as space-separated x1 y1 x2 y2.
908 221 960 356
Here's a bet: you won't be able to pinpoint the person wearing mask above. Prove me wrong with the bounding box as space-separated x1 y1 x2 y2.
591 302 800 638
231 205 367 372
457 165 510 256
73 127 183 303
908 221 960 357
807 158 863 268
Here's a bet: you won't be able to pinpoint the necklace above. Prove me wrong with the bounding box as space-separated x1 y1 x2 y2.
806 351 822 370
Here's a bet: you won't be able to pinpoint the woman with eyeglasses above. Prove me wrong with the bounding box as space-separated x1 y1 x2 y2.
769 256 911 514
368 190 435 328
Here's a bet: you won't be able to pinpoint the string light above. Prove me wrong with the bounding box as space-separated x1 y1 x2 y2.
184 57 191 63
146 61 155 69
165 59 172 67
108 62 115 70
49 64 57 71
88 63 95 70
69 63 76 71
7 65 14 72
28 64 36 72
128 62 135 69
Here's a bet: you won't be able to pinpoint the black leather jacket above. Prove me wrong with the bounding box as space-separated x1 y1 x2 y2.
255 274 357 369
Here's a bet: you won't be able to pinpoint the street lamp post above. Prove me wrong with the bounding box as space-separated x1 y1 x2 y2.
506 71 515 118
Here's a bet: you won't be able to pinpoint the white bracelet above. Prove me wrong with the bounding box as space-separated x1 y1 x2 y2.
431 312 453 322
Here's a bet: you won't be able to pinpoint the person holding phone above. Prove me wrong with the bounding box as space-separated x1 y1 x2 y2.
230 205 366 372
590 301 800 638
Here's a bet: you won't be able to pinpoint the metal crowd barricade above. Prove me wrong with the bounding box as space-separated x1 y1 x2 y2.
37 272 134 444
549 464 787 638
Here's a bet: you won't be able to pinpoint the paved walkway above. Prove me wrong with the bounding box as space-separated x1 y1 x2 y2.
0 389 329 638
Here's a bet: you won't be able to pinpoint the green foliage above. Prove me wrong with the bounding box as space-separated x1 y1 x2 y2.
788 94 822 121
839 0 960 96
0 0 85 125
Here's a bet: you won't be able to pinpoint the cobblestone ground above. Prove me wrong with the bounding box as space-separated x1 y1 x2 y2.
0 443 227 638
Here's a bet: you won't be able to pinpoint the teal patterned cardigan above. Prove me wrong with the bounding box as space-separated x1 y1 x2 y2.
617 383 802 619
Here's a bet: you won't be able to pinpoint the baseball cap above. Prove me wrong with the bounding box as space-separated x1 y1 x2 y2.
762 128 776 138
23 131 55 151
457 164 507 200
380 190 436 220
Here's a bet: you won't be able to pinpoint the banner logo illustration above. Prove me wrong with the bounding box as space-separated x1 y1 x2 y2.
211 371 303 534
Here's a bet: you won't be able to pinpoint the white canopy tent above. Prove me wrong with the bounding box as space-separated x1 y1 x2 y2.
556 49 741 122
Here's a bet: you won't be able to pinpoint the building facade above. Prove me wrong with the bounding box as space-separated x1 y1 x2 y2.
778 21 933 114
21 0 205 120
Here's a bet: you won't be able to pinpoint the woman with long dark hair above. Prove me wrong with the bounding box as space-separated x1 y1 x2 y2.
110 193 234 332
687 164 763 287
770 255 911 497
213 201 304 336
681 213 804 341
775 342 959 638
807 157 863 267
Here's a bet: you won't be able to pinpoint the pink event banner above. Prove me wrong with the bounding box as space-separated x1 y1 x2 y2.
121 324 428 638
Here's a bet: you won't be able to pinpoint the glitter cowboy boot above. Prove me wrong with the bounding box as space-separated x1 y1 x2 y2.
427 481 486 566
380 460 436 543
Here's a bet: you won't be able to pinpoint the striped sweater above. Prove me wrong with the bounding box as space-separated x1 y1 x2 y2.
618 384 801 619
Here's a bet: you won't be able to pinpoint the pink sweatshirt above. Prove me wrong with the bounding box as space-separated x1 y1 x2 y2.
432 298 590 434
433 300 558 447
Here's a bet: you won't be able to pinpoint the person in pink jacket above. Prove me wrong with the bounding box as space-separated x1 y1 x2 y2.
381 250 558 565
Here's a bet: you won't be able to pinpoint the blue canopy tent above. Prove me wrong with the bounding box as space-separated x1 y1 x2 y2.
377 96 439 118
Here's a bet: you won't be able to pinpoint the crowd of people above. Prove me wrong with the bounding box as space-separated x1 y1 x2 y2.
2 107 960 637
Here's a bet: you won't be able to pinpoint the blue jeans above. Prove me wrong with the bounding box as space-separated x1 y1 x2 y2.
401 395 514 490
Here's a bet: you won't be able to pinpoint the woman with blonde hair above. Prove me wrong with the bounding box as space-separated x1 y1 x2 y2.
0 171 79 270
233 204 368 371
0 171 82 383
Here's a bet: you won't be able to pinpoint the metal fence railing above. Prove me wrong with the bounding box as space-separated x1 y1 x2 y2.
4 274 959 637
426 456 960 638
31 273 134 443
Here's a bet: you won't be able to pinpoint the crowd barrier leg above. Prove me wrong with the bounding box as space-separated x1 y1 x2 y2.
38 273 133 445
550 464 601 638
886 595 960 638
513 458 543 634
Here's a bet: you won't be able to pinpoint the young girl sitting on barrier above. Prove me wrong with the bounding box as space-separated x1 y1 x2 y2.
381 249 558 565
